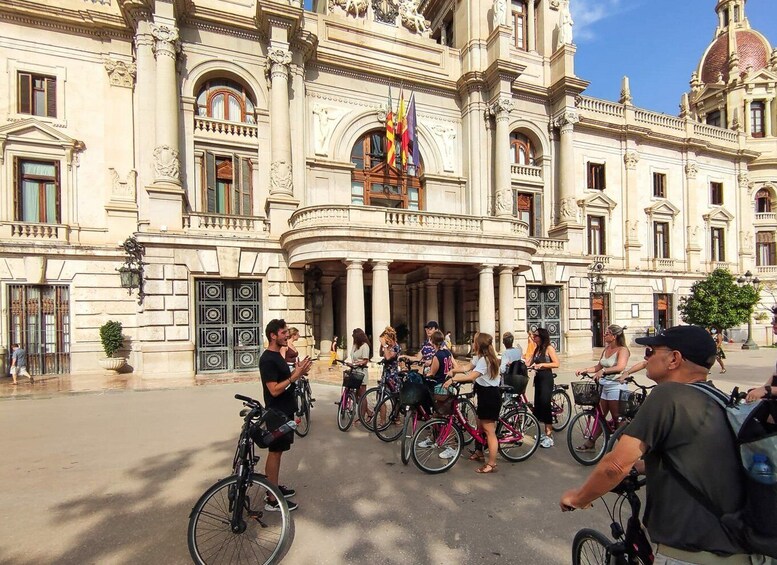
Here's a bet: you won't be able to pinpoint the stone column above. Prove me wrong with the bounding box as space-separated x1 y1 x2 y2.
345 260 365 351
268 48 294 197
410 284 419 348
417 283 427 347
371 261 391 360
442 281 456 340
133 20 155 195
549 110 583 250
765 98 773 137
744 99 752 135
319 276 335 359
478 265 496 338
498 267 515 350
527 0 535 51
684 161 702 271
151 23 181 186
623 150 642 269
490 97 515 218
425 280 439 325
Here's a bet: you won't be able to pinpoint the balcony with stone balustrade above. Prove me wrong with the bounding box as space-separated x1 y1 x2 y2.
193 116 259 143
754 212 777 226
182 212 270 237
281 205 538 268
0 222 70 243
510 164 543 186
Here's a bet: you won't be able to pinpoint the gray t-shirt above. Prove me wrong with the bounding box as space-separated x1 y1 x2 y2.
624 382 745 554
12 348 27 367
350 343 370 380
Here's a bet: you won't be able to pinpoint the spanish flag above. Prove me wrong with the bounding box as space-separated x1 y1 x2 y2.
397 89 409 168
386 87 396 166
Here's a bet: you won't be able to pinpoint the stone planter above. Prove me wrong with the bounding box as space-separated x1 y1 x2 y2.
98 357 126 372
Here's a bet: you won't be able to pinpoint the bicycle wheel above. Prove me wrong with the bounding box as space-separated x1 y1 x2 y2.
294 392 310 438
337 390 356 432
458 397 478 445
497 408 541 462
411 418 462 474
605 423 628 454
400 409 416 465
572 528 613 565
375 396 404 442
188 473 295 565
357 387 382 432
567 411 610 466
551 389 572 432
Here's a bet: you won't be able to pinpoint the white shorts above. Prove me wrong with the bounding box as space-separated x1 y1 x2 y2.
600 379 627 401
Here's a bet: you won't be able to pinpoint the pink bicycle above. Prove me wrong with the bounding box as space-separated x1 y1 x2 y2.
410 383 541 474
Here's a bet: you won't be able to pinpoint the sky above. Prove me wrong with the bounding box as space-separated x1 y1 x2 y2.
303 0 776 115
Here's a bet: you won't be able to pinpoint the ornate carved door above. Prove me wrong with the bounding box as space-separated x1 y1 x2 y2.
527 286 562 352
196 280 262 373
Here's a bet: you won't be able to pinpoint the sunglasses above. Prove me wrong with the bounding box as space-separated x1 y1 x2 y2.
644 347 673 358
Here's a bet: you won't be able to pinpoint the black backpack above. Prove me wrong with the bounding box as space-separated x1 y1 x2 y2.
669 383 777 558
503 359 529 395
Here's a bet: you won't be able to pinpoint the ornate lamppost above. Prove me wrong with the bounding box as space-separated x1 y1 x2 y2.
587 261 606 294
117 236 146 306
737 270 760 350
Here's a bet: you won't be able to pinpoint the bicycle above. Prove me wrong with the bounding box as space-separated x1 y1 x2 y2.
293 375 314 437
502 366 572 432
334 359 363 431
410 383 540 474
187 394 295 565
355 358 390 432
396 374 437 465
569 469 653 565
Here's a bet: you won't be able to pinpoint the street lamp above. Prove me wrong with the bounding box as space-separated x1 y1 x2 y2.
737 270 760 350
588 261 606 293
117 236 146 306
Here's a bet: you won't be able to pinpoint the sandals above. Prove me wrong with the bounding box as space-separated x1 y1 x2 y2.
575 444 595 452
475 463 498 474
468 452 485 462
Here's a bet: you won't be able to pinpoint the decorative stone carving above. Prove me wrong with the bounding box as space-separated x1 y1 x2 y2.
554 110 579 131
679 93 690 117
267 48 292 80
489 97 515 120
109 168 137 199
430 124 457 172
153 145 181 181
150 24 180 60
312 104 348 156
740 231 754 254
85 0 110 4
624 151 639 170
548 0 560 9
541 261 557 285
559 196 579 222
492 0 508 28
731 108 742 131
685 162 698 179
557 0 573 48
690 71 701 92
619 76 633 105
372 0 399 23
104 58 136 88
738 171 752 189
496 189 513 215
398 0 430 34
329 0 368 16
270 160 293 195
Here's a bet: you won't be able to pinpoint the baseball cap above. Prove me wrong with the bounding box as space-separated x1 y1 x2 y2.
424 320 439 329
634 325 716 369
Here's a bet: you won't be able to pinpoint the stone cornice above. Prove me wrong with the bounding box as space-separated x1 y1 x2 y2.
548 76 590 103
0 0 131 37
308 60 458 96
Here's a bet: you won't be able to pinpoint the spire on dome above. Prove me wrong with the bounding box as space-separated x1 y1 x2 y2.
715 0 749 35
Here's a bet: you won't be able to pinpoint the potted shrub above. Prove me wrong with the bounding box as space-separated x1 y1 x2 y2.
98 320 126 371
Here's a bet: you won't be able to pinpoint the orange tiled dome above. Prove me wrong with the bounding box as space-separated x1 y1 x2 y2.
700 30 769 83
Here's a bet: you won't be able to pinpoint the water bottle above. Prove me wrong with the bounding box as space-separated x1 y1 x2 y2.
748 453 777 485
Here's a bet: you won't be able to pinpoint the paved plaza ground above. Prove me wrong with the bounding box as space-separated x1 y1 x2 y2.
0 345 774 564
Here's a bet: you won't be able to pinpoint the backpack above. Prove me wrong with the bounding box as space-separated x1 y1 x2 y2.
503 359 529 395
674 382 777 558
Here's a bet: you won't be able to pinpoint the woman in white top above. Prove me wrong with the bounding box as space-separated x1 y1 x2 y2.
574 324 631 451
350 328 371 399
444 332 502 474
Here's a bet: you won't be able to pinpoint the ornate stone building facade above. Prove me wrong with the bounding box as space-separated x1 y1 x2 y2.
0 0 774 377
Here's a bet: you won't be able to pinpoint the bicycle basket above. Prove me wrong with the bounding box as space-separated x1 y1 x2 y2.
400 381 432 408
433 393 455 415
342 370 363 390
503 373 529 395
571 381 600 406
619 390 645 418
249 408 294 449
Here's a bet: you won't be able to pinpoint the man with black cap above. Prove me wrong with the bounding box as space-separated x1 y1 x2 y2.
410 320 441 370
560 325 757 564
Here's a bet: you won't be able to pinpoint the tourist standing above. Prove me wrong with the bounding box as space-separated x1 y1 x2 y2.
350 328 370 398
528 328 560 448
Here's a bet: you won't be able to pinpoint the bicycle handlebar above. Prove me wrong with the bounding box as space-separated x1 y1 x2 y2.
235 393 259 404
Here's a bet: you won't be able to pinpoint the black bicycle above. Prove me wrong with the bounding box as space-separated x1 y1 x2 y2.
293 375 314 437
187 394 295 565
570 469 653 565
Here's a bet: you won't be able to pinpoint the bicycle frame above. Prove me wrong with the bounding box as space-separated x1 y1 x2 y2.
604 479 653 564
433 394 528 447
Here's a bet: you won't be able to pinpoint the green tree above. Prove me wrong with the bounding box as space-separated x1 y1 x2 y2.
678 269 760 331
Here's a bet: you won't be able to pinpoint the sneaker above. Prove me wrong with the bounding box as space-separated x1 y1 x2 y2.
540 436 555 449
278 485 296 498
438 446 458 459
417 438 435 448
265 498 298 512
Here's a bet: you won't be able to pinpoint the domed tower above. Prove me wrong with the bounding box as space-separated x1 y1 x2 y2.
689 0 776 140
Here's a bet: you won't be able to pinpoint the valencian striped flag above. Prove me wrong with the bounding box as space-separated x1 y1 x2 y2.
397 88 409 168
385 87 396 166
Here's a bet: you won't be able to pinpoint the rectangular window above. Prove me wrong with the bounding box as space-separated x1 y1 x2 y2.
710 182 723 206
587 215 605 255
751 101 765 138
653 172 666 198
654 222 670 258
756 232 776 266
15 159 60 223
204 153 252 215
706 110 722 127
512 1 526 49
711 227 725 262
18 72 56 118
587 162 606 190
515 192 534 236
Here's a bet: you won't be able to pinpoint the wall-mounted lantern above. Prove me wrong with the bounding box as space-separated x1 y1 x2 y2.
117 236 146 305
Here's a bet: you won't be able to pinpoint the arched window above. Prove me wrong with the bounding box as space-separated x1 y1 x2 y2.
196 79 256 124
510 132 535 165
350 130 424 210
756 188 771 213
